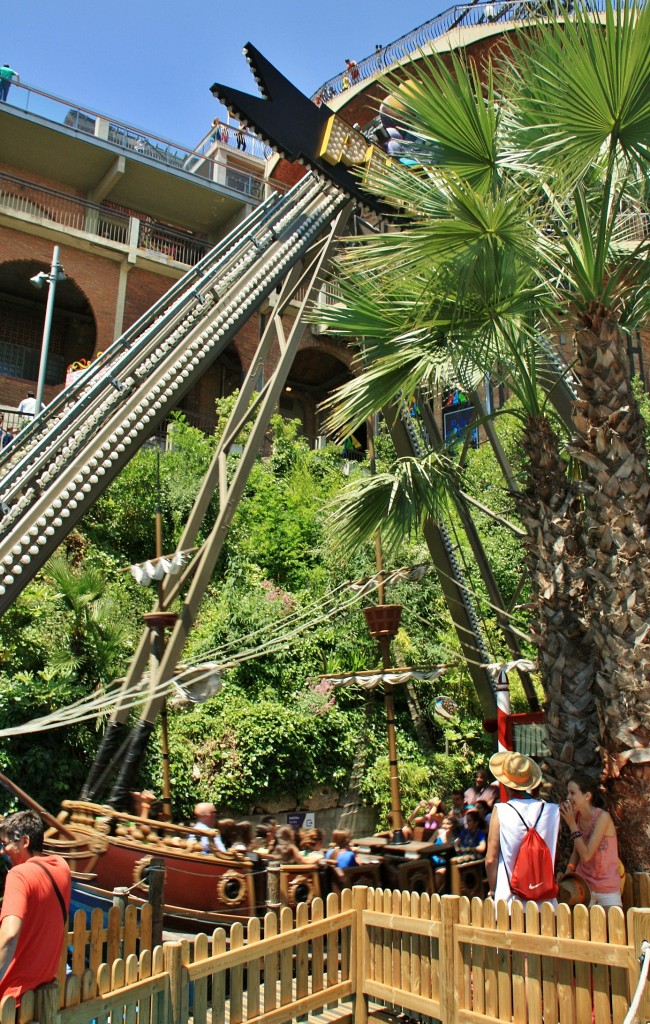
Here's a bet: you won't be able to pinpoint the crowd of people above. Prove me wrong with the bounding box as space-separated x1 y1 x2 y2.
0 760 625 1006
402 754 623 909
163 753 624 911
185 802 358 870
126 750 624 913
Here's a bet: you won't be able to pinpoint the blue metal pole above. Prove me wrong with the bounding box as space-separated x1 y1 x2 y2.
35 245 62 415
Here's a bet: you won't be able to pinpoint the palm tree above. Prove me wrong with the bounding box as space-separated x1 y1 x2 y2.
508 1 650 865
45 554 129 691
317 0 650 855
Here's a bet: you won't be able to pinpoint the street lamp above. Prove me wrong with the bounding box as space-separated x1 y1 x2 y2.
29 246 66 415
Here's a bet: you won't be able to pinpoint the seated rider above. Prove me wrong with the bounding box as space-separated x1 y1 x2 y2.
189 802 226 854
300 828 325 862
407 796 444 835
269 825 306 864
325 828 358 869
455 810 487 855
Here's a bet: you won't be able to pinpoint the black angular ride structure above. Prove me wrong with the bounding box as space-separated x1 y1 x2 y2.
210 44 392 217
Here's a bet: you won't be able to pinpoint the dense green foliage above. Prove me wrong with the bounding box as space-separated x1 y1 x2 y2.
0 407 515 820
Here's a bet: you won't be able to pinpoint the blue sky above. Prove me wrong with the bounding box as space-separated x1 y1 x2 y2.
2 1 448 147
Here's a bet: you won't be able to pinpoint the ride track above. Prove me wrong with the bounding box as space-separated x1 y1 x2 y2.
0 45 574 807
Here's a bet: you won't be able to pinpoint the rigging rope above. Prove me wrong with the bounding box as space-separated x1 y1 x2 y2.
0 563 427 738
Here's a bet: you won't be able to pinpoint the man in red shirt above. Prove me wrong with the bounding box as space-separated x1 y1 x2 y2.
0 810 71 1004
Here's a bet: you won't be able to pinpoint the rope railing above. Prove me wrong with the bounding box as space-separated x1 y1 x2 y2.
311 0 609 103
624 939 650 1024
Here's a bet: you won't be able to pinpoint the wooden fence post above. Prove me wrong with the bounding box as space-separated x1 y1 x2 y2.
164 941 185 1024
439 895 460 1024
352 886 369 1024
628 907 650 1024
147 857 165 949
266 862 281 922
35 982 58 1024
112 886 129 918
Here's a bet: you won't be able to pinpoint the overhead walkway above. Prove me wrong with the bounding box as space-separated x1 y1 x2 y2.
0 173 348 615
312 0 609 105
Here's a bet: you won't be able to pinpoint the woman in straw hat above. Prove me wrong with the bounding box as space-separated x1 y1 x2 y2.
485 751 560 909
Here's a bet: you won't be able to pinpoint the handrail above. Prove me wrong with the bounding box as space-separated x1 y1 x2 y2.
312 0 609 102
3 81 277 200
0 170 212 266
184 122 273 168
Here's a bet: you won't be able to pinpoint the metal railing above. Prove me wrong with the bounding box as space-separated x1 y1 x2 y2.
3 81 274 203
0 172 130 242
614 210 650 244
183 123 272 170
312 0 609 102
138 220 212 266
0 172 211 266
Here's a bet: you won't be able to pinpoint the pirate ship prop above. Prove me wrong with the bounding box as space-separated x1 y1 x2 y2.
0 43 549 926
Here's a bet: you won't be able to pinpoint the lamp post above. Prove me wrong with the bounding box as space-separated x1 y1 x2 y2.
30 246 66 415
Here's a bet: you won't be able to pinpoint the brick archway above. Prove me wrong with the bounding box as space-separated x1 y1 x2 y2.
0 258 96 407
283 338 364 447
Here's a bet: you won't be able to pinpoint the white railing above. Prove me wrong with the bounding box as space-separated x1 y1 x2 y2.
312 0 610 102
184 123 272 170
3 82 274 203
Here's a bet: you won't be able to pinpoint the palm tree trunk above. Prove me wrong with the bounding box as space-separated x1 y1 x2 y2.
518 414 602 798
570 308 650 869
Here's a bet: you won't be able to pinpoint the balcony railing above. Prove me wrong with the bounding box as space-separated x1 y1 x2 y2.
312 0 609 103
3 82 275 203
0 171 211 267
184 124 273 170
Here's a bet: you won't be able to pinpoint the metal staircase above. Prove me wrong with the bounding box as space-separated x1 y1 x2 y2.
0 173 348 613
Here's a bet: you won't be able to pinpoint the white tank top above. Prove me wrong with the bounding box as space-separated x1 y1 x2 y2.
494 798 560 909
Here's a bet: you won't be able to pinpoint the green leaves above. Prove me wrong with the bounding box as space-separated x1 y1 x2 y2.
384 51 501 192
512 0 650 175
328 452 458 554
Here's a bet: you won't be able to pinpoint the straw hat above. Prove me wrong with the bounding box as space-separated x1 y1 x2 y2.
489 751 542 792
558 873 591 907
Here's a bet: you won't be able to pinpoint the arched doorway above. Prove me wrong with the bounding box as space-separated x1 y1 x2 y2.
0 259 96 402
283 340 367 453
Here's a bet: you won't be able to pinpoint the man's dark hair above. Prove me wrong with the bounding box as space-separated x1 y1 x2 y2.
27 391 35 398
1 810 45 853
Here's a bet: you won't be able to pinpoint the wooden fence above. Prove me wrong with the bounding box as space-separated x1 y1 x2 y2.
4 888 650 1024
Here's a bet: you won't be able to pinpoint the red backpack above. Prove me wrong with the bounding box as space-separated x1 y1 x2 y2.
505 803 558 902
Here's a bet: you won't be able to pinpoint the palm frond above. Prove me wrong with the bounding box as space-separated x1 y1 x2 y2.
510 0 650 178
323 340 454 438
382 50 501 192
328 452 458 554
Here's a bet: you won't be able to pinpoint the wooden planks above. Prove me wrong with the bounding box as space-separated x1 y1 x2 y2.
4 882 649 1024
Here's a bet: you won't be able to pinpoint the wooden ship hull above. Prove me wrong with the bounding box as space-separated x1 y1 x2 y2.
54 799 263 929
53 800 487 932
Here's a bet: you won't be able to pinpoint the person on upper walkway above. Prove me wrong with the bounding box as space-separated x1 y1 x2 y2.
0 65 19 103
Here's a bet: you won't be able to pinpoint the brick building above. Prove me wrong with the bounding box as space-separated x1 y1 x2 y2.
2 10 647 451
0 81 356 442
